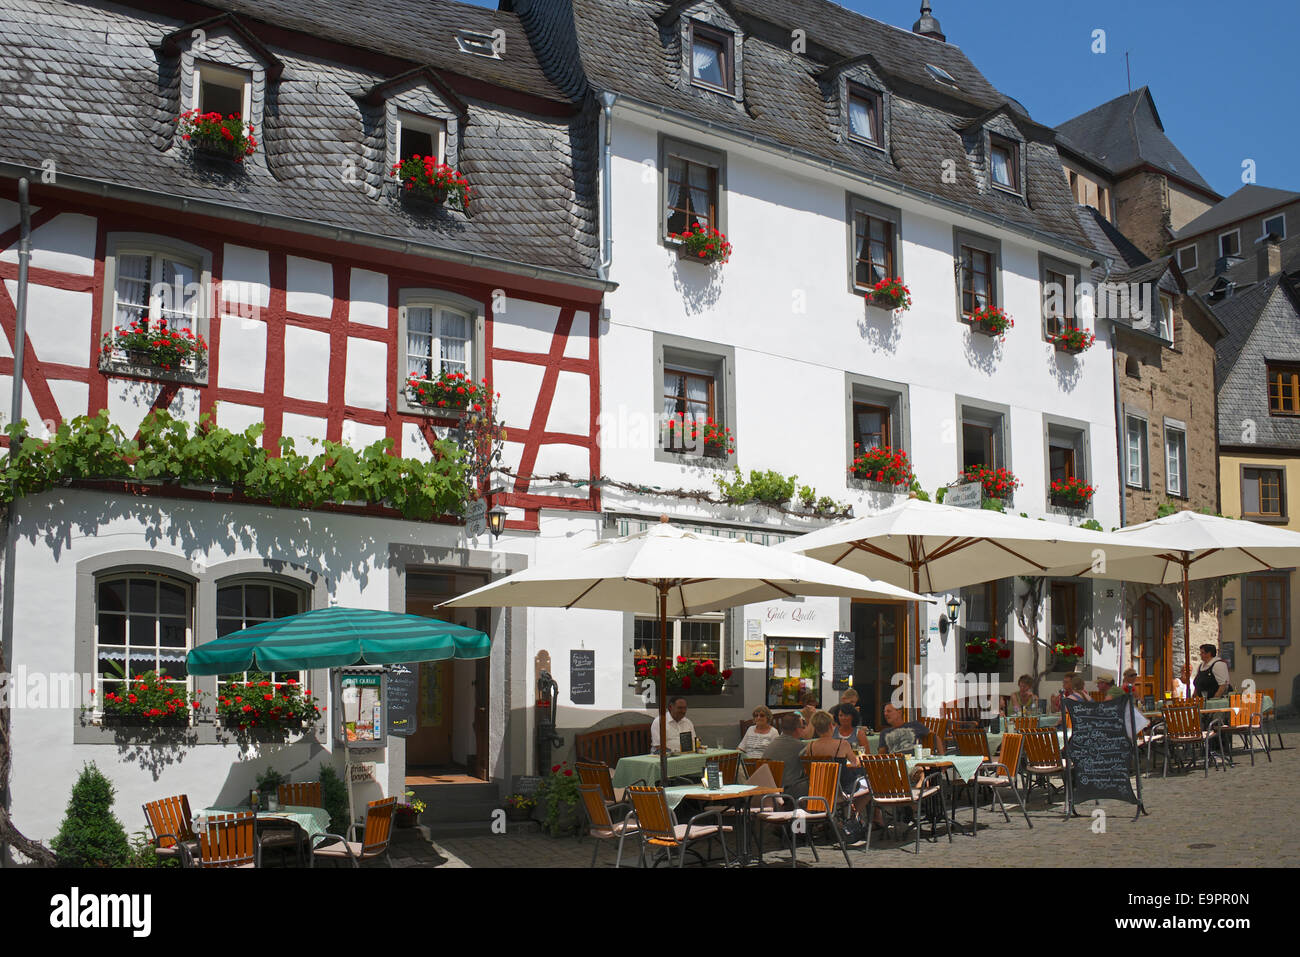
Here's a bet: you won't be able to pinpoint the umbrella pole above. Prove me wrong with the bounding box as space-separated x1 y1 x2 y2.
1182 562 1192 688
658 586 669 789
913 565 922 717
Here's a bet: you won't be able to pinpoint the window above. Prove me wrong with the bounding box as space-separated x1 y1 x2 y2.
689 22 733 94
925 63 958 88
1244 574 1290 644
1043 267 1070 337
661 139 725 241
1219 230 1241 259
1049 581 1087 666
95 574 193 706
1268 363 1300 415
662 364 717 454
960 580 1013 678
958 402 1008 474
1242 467 1285 520
654 333 735 465
961 247 993 316
397 289 484 415
854 214 893 288
1262 214 1286 240
1125 415 1149 489
634 615 725 672
846 374 909 476
1177 245 1198 271
216 581 306 689
989 136 1019 192
1165 424 1187 498
1046 419 1089 509
455 29 501 58
853 402 891 451
194 62 251 120
1158 294 1175 343
847 86 882 145
396 113 446 165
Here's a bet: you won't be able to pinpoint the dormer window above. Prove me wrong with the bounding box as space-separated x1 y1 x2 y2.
194 62 251 119
990 135 1019 192
847 86 883 146
456 30 501 59
397 113 446 165
925 63 959 88
690 22 733 94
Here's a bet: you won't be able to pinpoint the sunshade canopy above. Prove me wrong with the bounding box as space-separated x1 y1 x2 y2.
186 606 491 675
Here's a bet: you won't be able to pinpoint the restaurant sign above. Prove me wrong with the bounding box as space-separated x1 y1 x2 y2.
945 482 983 509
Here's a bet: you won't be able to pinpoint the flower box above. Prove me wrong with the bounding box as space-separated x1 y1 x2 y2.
966 306 1014 339
664 414 734 459
1050 477 1095 510
960 464 1021 502
865 277 911 312
965 635 1011 673
849 445 913 488
636 655 732 695
100 320 209 382
1050 327 1096 355
670 225 732 266
390 157 471 210
101 712 192 730
405 372 490 415
217 676 321 730
177 110 257 162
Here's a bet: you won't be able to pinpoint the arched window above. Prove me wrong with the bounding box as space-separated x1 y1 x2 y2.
215 579 309 690
95 573 194 701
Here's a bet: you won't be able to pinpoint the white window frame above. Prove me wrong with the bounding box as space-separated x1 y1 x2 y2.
1219 229 1241 259
1125 413 1149 489
396 112 447 165
1177 244 1198 271
1262 214 1287 240
654 333 737 467
1158 293 1175 343
633 613 727 671
396 289 486 417
192 61 252 119
846 84 882 147
1164 422 1187 498
92 572 195 719
215 578 310 688
455 29 502 59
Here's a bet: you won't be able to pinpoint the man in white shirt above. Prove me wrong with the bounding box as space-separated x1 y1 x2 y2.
650 696 696 753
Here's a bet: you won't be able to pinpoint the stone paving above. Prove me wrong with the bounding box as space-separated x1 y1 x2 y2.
386 724 1300 869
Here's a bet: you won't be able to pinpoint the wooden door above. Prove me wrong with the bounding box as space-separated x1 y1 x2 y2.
1135 594 1171 697
406 660 453 766
851 602 905 726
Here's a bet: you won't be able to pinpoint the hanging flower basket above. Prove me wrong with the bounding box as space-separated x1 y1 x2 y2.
967 305 1014 339
405 372 491 414
849 445 913 487
177 110 257 161
960 464 1021 502
1050 476 1095 509
865 277 911 312
101 319 208 373
670 224 732 265
1050 326 1096 355
391 156 471 209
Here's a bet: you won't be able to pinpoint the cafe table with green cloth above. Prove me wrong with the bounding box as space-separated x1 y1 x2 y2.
199 805 331 860
612 748 743 789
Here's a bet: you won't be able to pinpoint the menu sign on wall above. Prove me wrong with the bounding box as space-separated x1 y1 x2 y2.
569 649 595 705
831 632 855 691
1063 696 1146 819
387 663 417 737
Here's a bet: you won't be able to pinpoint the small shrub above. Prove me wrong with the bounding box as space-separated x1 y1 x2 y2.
319 764 350 835
51 763 131 868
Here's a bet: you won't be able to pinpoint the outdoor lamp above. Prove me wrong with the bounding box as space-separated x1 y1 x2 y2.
945 595 961 625
488 503 508 537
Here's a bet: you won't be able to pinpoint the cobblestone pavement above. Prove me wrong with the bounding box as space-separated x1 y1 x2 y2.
385 723 1299 869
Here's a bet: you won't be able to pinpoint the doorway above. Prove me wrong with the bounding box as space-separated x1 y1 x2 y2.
404 570 491 783
1134 593 1171 697
849 601 908 727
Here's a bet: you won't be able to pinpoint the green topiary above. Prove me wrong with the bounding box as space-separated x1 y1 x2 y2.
319 764 350 835
51 763 131 868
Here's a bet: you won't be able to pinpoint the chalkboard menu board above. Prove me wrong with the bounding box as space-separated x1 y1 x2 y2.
831 631 855 691
387 663 418 737
514 775 542 796
705 761 721 790
1064 696 1146 818
569 649 595 705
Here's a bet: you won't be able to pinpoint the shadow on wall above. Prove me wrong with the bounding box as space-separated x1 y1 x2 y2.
209 738 335 809
1048 347 1084 393
671 255 724 314
858 304 901 355
961 328 1004 377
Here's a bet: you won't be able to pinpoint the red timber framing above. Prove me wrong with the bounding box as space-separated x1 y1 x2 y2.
0 186 603 531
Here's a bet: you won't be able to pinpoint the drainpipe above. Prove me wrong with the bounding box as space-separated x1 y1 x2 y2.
596 91 617 281
1100 254 1132 672
1 177 30 868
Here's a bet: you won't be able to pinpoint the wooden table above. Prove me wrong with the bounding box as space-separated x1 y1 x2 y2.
612 748 741 788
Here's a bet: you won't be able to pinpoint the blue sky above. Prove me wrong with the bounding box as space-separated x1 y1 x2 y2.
463 0 1298 197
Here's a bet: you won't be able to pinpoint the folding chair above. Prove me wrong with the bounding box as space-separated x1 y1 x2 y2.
1161 704 1226 777
142 794 198 866
1221 694 1270 766
626 786 730 868
1260 689 1285 751
578 783 639 868
755 761 852 867
277 781 323 807
741 757 784 788
858 754 949 854
311 796 397 867
194 812 257 868
1021 729 1071 819
969 731 1032 836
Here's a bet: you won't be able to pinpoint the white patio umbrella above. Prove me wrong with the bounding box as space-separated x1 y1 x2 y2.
777 496 1162 675
1042 510 1300 685
441 517 934 786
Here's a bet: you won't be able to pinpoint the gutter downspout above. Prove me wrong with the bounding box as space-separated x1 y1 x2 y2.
1 177 31 868
596 91 617 281
1100 254 1131 673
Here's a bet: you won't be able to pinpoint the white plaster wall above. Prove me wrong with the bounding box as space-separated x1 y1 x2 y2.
47 378 89 423
215 401 263 436
342 419 386 450
544 370 591 436
282 325 331 403
344 337 387 411
285 255 333 317
564 312 591 360
217 313 266 392
0 375 42 434
492 299 560 354
1 212 96 274
5 281 91 367
492 360 546 430
281 411 328 447
221 244 271 309
348 268 388 327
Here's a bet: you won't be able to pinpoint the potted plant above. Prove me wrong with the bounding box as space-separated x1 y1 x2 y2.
960 464 1021 503
968 305 1014 339
535 762 582 836
850 444 913 488
100 318 208 374
669 223 732 265
665 413 734 458
405 371 490 414
396 792 426 828
390 155 472 209
96 670 202 727
177 109 257 161
1052 642 1085 671
865 276 911 312
1051 326 1096 355
1050 476 1095 510
964 635 1010 672
216 675 321 731
503 793 535 822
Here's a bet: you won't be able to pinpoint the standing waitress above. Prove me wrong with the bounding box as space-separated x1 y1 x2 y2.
1192 644 1232 698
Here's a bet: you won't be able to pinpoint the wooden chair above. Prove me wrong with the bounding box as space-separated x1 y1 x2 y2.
194 812 257 868
142 795 197 865
858 754 949 854
626 786 730 868
1021 729 1070 819
1134 676 1156 701
1011 715 1040 733
1221 694 1270 766
942 701 982 732
1259 688 1285 751
953 729 990 759
576 760 619 805
577 783 638 868
920 717 949 753
311 796 397 867
1161 704 1225 777
741 757 784 787
277 781 323 807
755 761 852 867
712 751 740 785
969 732 1031 836
1089 691 1108 703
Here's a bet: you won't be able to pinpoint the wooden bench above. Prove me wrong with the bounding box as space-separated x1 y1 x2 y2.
574 723 652 766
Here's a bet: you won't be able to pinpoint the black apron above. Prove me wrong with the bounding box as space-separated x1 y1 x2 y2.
1192 660 1221 698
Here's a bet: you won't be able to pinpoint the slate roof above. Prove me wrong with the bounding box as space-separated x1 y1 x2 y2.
1192 234 1300 298
1173 184 1300 241
1077 206 1148 272
1055 88 1218 198
515 0 1093 254
1213 272 1300 449
0 0 599 276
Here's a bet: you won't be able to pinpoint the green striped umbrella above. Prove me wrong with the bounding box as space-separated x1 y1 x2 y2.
186 607 491 674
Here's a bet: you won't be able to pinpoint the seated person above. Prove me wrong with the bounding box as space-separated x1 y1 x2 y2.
832 704 871 750
1004 674 1038 715
649 696 695 754
828 688 868 728
738 705 780 757
1097 673 1120 698
806 710 859 763
876 703 930 754
1119 668 1140 698
1050 673 1079 712
762 713 809 798
797 691 819 739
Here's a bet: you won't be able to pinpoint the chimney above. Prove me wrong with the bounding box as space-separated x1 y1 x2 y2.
912 2 946 42
1258 233 1283 278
